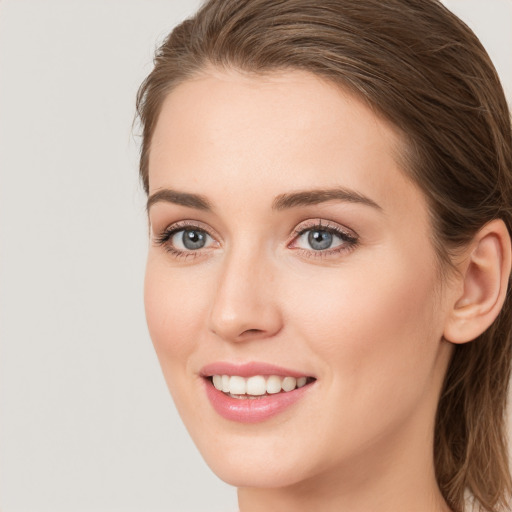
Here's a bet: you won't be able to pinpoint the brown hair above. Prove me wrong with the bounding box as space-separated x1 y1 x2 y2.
136 1 512 510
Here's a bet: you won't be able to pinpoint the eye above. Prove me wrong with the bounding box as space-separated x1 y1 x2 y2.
153 221 218 259
172 229 212 251
298 229 340 251
290 221 358 257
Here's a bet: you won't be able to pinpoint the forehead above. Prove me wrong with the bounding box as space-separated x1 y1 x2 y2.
148 68 424 218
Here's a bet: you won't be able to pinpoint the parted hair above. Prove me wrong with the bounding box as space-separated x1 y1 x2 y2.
136 1 512 510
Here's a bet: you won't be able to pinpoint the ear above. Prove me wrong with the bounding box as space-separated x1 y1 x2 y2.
443 219 511 344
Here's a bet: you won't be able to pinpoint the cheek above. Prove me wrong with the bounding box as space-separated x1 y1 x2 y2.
275 254 445 466
144 255 209 366
283 251 442 396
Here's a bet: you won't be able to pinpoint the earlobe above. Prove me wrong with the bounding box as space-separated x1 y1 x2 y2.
443 219 512 344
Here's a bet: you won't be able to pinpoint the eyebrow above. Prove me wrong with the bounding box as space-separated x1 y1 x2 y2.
147 189 212 212
272 187 382 211
147 186 382 212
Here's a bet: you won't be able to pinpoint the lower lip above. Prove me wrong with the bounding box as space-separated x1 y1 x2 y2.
204 379 313 423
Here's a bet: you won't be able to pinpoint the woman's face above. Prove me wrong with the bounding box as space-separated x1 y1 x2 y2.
144 69 454 489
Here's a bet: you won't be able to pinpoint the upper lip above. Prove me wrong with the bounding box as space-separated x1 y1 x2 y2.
200 361 314 379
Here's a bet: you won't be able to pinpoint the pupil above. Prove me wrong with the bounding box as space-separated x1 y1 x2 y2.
308 230 332 251
182 230 206 250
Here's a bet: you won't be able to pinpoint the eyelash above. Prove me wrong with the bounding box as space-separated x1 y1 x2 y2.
291 221 358 259
153 220 359 261
153 221 213 261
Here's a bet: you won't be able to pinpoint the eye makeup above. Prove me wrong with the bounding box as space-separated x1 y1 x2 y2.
153 218 359 261
153 220 218 260
288 219 359 260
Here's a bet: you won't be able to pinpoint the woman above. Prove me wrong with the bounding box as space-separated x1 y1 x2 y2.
136 0 512 510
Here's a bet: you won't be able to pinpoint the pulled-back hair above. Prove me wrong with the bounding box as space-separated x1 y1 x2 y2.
136 1 512 510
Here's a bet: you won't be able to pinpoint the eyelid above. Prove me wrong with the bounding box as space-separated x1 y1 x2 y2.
290 219 358 241
287 218 359 258
153 219 219 243
152 218 359 260
152 220 221 260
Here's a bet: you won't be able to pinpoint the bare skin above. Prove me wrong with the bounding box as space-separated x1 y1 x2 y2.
144 67 469 512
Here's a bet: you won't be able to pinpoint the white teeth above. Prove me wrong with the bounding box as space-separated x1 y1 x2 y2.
229 376 246 395
266 375 282 394
211 374 311 395
212 375 223 390
297 377 307 388
282 376 297 392
246 376 267 395
221 375 230 393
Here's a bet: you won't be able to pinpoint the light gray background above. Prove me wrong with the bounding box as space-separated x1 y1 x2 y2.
0 1 511 511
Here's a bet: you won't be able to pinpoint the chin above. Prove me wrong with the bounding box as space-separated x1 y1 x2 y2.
185 422 324 489
204 451 311 489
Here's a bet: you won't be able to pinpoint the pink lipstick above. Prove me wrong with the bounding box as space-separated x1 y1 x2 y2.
201 362 315 423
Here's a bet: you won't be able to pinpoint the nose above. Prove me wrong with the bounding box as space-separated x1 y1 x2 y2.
208 246 283 342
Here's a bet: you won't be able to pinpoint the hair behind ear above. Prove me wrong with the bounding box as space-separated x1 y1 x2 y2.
435 299 512 512
436 220 512 512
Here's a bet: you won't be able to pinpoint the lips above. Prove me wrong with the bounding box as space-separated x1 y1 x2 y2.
201 361 312 378
200 362 316 423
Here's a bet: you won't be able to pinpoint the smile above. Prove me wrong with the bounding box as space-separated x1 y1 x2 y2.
201 362 316 423
211 374 311 398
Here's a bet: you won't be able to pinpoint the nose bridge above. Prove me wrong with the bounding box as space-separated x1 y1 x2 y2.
208 238 282 341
